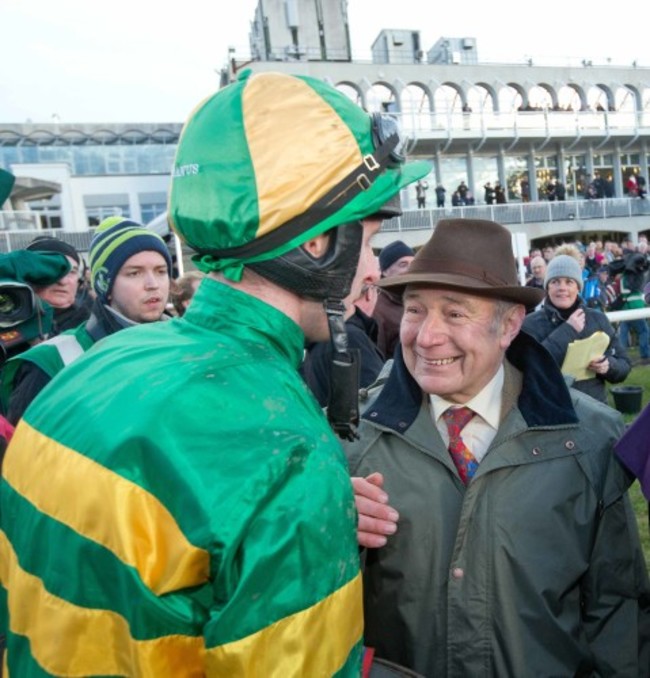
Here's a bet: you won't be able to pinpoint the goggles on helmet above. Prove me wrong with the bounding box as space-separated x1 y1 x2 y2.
371 113 407 168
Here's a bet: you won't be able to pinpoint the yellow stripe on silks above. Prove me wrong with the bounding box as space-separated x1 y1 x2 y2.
0 532 205 677
243 72 363 239
206 573 363 676
3 422 210 595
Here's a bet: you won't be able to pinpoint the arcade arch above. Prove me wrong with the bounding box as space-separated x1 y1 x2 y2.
400 83 432 133
335 82 364 107
366 83 398 113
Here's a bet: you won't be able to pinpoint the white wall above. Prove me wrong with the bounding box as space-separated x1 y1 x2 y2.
72 174 171 225
10 163 86 231
8 164 171 230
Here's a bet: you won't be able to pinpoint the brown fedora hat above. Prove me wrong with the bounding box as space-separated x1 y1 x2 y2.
378 218 545 306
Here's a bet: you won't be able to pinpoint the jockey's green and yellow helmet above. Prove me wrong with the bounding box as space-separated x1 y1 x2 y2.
169 70 430 281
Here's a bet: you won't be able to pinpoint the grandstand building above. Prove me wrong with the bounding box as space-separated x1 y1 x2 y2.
1 0 649 251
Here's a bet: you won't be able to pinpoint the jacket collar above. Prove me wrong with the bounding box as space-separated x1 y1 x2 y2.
542 296 585 325
184 278 306 369
363 330 578 431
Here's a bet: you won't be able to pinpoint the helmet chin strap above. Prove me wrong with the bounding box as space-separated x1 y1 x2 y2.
324 299 360 441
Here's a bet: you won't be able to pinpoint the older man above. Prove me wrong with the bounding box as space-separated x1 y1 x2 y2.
347 218 649 676
25 236 92 334
525 254 546 290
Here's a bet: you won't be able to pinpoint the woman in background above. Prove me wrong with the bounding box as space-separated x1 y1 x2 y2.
522 254 631 403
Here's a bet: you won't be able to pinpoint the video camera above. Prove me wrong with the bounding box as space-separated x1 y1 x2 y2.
0 250 71 363
0 283 37 326
0 282 50 354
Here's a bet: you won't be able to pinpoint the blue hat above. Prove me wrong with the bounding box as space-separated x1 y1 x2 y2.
89 217 172 304
379 240 414 273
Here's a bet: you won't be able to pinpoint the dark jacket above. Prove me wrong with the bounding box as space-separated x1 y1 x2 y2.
524 277 544 289
302 307 385 407
372 289 404 360
345 334 650 677
521 299 630 402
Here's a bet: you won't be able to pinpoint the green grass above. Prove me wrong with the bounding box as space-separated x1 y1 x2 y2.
628 482 650 564
606 346 650 566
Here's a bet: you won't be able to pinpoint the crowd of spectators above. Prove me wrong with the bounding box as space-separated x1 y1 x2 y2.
524 236 650 312
422 172 649 206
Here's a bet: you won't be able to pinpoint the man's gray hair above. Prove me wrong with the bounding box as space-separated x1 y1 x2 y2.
490 299 520 334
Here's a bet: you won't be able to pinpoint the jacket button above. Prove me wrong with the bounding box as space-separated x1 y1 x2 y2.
369 411 378 418
532 447 541 456
565 440 575 450
452 567 464 579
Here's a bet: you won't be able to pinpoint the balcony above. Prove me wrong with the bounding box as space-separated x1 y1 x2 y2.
2 196 650 253
377 197 650 247
396 109 650 155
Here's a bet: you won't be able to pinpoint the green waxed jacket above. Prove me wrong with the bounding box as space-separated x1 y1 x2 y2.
345 333 650 677
0 278 363 676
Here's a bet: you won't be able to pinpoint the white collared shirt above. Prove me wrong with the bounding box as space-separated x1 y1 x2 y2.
429 364 504 463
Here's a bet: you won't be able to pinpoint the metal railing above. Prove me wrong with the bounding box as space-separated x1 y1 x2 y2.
397 109 650 139
2 196 650 248
382 197 650 233
0 212 43 231
607 309 650 323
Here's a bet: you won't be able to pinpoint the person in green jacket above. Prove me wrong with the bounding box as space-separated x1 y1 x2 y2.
0 249 71 365
0 71 430 676
617 252 650 362
0 216 172 425
348 218 650 676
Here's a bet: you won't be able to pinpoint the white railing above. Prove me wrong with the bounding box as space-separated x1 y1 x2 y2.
606 308 650 323
398 109 649 138
0 211 43 231
381 198 650 233
2 197 650 244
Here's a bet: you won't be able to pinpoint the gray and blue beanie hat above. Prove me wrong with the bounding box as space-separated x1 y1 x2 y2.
89 216 172 303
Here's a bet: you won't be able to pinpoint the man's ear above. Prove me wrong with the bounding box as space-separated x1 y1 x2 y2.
301 233 331 259
500 304 525 349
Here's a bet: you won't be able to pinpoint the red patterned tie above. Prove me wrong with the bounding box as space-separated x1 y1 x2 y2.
442 407 478 485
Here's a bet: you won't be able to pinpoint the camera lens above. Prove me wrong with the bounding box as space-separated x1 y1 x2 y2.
0 284 35 328
0 291 17 315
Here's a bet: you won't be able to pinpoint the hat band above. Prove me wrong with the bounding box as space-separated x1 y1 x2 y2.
416 258 515 287
193 134 400 261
